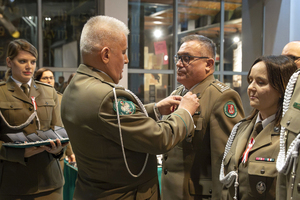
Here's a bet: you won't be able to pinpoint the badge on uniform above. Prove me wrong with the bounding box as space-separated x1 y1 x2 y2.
293 102 300 110
224 101 237 118
256 181 266 194
113 97 136 115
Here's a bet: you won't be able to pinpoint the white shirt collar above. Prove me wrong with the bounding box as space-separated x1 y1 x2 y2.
11 76 32 88
256 112 276 129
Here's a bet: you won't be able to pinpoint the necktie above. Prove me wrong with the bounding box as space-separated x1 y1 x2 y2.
21 83 29 96
181 88 189 96
252 121 263 138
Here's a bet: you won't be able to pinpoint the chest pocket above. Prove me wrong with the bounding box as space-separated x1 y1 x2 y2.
281 108 300 134
0 102 25 125
247 161 277 198
35 98 55 122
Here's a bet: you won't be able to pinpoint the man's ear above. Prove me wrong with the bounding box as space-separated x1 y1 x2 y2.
6 57 11 68
100 47 110 64
205 58 215 73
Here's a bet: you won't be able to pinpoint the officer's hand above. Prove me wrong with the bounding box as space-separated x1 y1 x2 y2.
24 145 48 157
46 139 69 155
156 95 182 115
178 92 199 115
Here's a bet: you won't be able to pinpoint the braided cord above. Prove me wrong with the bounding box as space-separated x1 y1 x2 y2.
276 70 300 174
113 88 149 178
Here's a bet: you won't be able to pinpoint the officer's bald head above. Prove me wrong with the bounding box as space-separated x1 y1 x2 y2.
282 41 300 69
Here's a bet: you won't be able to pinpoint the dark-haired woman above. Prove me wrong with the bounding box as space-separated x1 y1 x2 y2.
220 55 297 200
0 39 68 199
35 68 76 170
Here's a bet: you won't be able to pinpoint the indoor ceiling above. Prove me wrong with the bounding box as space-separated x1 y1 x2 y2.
129 0 242 39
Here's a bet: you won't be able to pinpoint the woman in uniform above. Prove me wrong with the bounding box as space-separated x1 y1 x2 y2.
220 55 297 200
34 68 76 169
0 39 68 199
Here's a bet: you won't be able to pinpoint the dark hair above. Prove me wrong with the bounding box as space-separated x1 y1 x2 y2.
180 34 216 59
34 68 54 81
247 55 297 126
6 39 38 78
67 73 75 85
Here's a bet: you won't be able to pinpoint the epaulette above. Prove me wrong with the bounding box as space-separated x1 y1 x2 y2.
35 80 54 87
211 80 230 93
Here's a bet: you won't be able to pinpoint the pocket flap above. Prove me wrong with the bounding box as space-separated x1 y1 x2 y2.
35 98 55 107
248 161 277 177
193 116 203 131
280 108 300 133
0 102 23 109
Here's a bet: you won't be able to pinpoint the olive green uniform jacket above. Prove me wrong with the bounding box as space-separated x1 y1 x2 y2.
161 75 244 200
276 70 300 200
223 113 279 200
0 77 64 196
61 64 195 200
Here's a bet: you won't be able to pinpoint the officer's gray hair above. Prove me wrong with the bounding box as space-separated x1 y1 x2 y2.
80 15 130 54
181 34 216 60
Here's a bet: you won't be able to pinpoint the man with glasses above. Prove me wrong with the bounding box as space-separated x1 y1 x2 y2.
276 41 300 200
161 34 245 200
282 41 300 68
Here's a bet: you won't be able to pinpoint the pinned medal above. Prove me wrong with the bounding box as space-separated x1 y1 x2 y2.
224 101 237 118
256 181 266 194
113 97 136 115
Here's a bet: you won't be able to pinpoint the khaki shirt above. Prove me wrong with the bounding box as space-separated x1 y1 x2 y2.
161 75 245 200
61 64 195 200
0 77 63 195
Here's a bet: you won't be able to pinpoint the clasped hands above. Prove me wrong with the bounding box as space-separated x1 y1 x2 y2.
24 139 69 158
156 92 199 116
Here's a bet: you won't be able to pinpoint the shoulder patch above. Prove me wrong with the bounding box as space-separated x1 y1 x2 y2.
224 101 238 118
212 81 230 93
113 97 136 115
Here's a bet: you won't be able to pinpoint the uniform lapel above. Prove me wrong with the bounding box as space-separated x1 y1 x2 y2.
234 119 255 164
7 78 32 104
250 121 274 152
29 81 40 100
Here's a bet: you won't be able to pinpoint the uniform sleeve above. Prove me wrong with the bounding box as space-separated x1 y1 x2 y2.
210 90 245 199
96 89 194 155
50 88 63 128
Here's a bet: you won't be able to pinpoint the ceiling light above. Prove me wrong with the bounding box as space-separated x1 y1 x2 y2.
153 29 162 39
233 36 240 43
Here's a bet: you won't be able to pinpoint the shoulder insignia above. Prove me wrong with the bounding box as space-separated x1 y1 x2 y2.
212 81 230 93
113 97 136 115
224 101 238 118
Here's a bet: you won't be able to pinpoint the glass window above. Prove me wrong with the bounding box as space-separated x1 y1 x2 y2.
0 0 37 67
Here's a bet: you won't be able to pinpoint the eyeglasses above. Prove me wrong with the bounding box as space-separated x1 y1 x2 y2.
41 76 54 80
286 55 300 62
174 55 209 65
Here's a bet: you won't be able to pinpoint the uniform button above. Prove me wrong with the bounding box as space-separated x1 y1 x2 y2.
260 169 265 174
164 154 168 161
287 121 291 126
209 189 212 194
164 169 168 175
10 105 13 108
29 107 33 111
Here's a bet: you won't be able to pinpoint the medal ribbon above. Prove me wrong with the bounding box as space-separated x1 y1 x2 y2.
242 137 255 164
31 96 40 130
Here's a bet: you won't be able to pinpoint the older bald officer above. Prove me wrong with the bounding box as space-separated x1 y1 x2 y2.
61 15 200 200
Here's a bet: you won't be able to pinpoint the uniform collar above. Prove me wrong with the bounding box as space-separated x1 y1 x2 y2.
77 64 117 86
256 112 275 129
10 76 32 88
